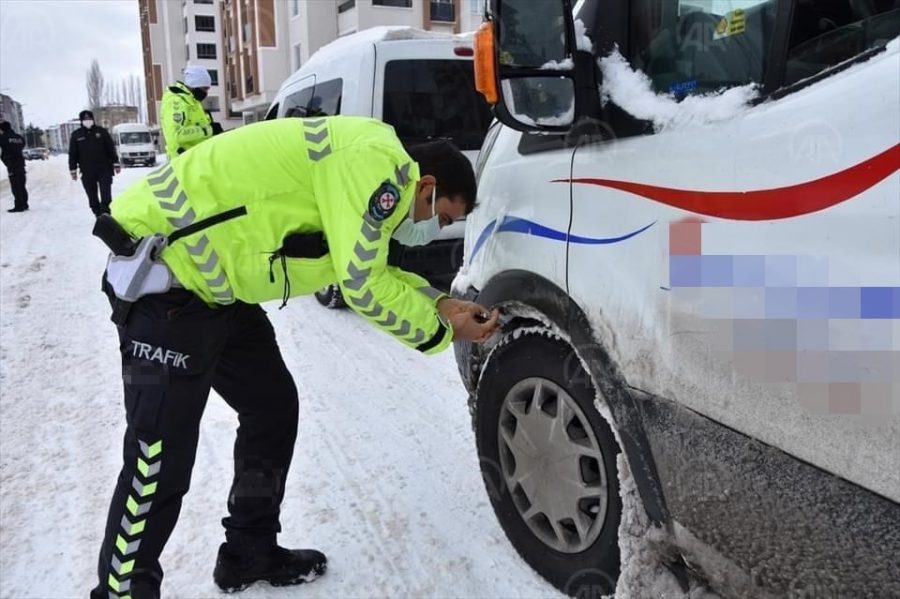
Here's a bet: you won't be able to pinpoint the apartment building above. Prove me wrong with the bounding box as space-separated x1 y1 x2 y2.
138 0 241 131
95 105 140 130
0 94 25 134
224 0 486 123
44 121 81 153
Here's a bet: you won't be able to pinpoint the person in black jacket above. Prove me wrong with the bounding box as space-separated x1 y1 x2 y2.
69 110 120 216
0 119 29 213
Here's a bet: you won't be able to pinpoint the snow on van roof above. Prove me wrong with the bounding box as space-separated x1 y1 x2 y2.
111 123 150 131
304 26 474 68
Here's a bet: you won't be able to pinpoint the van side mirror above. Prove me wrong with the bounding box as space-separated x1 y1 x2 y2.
475 0 577 133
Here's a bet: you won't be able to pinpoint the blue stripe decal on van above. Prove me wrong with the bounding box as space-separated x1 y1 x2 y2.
470 217 655 261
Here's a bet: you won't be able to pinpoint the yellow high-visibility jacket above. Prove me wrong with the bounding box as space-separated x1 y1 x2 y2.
111 116 452 355
159 81 213 159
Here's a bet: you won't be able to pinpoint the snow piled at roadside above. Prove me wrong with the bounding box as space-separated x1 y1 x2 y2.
598 48 758 132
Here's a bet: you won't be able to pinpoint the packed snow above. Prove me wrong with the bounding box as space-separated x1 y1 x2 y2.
597 49 758 131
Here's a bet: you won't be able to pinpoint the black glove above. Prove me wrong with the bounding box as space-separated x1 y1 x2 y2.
211 122 224 136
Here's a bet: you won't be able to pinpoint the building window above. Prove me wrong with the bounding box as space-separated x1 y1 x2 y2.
183 16 188 33
293 42 302 71
246 75 255 94
373 0 412 7
243 22 251 43
470 0 483 15
338 0 356 13
292 0 300 17
193 0 214 4
195 15 215 32
197 43 217 59
430 0 454 22
208 69 219 86
185 44 190 60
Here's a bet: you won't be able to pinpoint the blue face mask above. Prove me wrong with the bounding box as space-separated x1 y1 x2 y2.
393 186 442 247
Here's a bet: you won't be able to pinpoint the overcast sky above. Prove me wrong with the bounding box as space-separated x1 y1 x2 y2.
0 0 143 129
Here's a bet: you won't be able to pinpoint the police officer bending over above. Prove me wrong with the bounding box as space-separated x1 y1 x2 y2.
90 115 499 597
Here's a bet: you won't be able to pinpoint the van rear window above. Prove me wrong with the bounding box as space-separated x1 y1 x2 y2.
383 59 493 151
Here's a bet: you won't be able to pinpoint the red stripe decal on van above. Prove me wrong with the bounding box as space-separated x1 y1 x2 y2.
558 144 900 221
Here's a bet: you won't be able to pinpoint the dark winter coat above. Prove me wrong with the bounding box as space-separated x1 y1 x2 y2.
0 130 26 172
68 125 119 175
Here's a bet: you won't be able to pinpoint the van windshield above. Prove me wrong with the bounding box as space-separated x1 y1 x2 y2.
383 59 493 151
121 132 151 144
630 0 778 96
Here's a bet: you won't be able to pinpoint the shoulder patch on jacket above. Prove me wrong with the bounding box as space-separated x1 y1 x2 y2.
368 181 400 221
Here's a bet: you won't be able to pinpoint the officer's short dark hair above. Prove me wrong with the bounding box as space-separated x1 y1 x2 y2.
405 140 477 214
79 110 94 121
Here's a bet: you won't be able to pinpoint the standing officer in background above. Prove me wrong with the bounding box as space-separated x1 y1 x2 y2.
69 110 120 216
0 119 29 213
160 64 223 160
90 115 498 597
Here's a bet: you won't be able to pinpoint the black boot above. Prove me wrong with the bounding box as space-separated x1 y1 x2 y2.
213 542 327 592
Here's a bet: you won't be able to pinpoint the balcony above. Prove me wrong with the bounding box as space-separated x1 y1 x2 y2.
430 1 455 22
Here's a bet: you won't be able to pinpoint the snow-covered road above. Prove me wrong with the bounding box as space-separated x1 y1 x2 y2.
0 156 560 598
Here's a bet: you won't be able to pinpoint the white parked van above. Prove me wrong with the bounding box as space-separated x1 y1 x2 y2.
267 27 492 306
457 0 900 597
112 123 156 167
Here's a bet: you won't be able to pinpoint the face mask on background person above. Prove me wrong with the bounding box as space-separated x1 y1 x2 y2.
191 88 208 102
82 119 94 128
393 186 443 247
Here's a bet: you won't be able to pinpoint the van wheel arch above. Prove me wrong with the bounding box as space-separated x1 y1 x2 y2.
457 269 671 527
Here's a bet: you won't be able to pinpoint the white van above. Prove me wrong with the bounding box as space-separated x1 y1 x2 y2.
457 0 900 597
267 27 492 306
112 123 156 167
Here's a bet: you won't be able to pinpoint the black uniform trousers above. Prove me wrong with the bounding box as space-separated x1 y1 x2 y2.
8 167 28 209
92 288 299 597
82 171 113 216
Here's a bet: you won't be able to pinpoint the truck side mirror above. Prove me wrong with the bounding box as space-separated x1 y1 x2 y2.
475 0 577 133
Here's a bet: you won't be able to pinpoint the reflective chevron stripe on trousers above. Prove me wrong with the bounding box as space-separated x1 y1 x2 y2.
91 288 299 598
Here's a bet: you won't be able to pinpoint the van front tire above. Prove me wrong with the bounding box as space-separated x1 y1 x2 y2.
474 330 622 597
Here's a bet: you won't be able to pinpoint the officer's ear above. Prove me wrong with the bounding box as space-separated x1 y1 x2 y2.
415 175 436 204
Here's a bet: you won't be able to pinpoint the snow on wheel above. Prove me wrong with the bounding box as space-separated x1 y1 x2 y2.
475 330 622 596
314 284 346 309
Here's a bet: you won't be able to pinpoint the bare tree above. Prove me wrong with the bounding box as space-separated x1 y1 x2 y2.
131 75 144 123
86 59 104 111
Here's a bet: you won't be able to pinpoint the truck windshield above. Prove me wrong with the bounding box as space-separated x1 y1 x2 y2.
121 132 151 144
382 59 493 151
630 0 778 97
